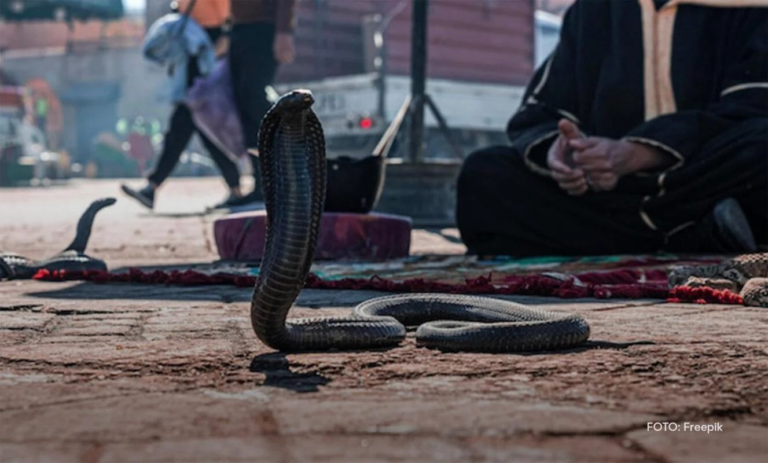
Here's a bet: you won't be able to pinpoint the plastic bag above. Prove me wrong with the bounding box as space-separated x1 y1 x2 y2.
185 58 245 161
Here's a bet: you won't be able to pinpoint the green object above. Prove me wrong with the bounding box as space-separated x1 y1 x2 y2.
150 120 162 136
116 118 128 136
131 117 149 136
2 163 35 185
92 139 140 178
35 98 49 117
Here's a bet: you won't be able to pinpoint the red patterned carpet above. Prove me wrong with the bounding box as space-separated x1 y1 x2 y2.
32 253 743 305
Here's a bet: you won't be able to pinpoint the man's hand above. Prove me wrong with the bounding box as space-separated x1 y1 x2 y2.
274 33 296 64
547 119 588 196
569 138 673 191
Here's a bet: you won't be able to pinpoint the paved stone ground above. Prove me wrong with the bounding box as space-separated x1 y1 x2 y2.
1 179 766 463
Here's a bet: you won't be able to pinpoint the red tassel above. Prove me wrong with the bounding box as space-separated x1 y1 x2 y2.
667 285 742 305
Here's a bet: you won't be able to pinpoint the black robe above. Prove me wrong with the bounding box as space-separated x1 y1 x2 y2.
457 0 767 255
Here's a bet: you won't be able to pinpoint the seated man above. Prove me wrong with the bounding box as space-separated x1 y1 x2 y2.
457 0 767 257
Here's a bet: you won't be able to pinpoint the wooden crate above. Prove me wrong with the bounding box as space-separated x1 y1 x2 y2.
277 0 534 86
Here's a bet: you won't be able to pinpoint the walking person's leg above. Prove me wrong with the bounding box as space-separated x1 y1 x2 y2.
193 25 247 206
123 26 243 209
121 104 196 209
198 130 250 209
229 23 278 203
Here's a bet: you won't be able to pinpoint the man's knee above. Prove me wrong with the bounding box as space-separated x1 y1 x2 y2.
457 146 523 233
458 146 519 190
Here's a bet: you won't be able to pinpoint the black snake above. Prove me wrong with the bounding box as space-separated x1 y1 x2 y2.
249 90 591 352
0 198 115 280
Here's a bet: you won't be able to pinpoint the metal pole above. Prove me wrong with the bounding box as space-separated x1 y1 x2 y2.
408 0 428 163
375 25 387 121
424 94 464 160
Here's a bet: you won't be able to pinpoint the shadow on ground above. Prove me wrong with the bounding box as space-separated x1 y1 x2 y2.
26 276 648 310
247 342 650 390
250 353 331 392
136 202 265 219
428 229 463 245
138 212 214 219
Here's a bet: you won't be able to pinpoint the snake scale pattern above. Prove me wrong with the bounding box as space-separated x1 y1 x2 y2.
0 198 115 280
669 253 768 307
249 90 591 352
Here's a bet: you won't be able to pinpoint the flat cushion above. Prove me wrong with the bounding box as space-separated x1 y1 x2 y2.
214 211 412 261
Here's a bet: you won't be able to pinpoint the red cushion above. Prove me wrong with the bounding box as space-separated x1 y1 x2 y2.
214 211 412 261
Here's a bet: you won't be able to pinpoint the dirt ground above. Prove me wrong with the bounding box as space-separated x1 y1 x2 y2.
1 179 766 463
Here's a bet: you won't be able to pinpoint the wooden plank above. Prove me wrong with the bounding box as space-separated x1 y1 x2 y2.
428 64 531 85
385 60 531 85
428 6 532 27
386 55 532 78
387 41 531 69
385 14 533 39
429 0 531 9
281 0 534 84
389 1 532 31
386 29 531 56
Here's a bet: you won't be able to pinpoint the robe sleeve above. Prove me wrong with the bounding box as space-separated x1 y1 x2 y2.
623 11 768 171
275 0 297 33
506 3 583 177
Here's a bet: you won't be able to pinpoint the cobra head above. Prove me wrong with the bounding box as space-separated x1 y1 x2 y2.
274 89 315 114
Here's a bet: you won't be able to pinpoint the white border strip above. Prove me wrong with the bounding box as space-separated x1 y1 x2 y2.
721 83 768 97
623 136 685 171
669 0 768 7
532 54 556 96
523 130 559 177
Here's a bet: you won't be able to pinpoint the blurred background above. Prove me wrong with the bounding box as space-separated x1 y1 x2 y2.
0 0 573 187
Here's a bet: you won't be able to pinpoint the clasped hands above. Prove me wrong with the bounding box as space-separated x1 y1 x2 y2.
546 119 670 196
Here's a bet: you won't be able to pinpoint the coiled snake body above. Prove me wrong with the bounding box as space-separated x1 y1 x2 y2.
670 253 768 307
250 91 591 352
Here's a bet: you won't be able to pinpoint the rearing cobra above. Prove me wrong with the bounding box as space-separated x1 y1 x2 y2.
250 90 591 353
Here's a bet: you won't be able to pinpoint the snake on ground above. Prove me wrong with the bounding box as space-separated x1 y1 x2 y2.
249 90 591 353
0 198 116 280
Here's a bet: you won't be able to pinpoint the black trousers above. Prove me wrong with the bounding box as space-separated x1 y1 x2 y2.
229 23 278 185
147 28 241 189
456 122 767 257
147 105 241 188
230 23 277 150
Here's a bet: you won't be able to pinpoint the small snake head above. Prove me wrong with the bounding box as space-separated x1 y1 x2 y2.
274 89 314 114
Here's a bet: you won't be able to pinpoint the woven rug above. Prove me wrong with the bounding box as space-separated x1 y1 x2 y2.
32 253 743 305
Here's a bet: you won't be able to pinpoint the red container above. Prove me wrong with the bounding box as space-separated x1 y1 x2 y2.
214 211 413 262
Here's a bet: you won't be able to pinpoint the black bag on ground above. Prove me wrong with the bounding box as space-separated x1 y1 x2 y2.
324 155 385 214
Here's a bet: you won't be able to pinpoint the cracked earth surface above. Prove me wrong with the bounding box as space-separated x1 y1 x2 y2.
1 179 766 462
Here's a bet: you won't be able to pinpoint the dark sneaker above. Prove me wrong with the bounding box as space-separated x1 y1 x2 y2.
711 198 757 253
121 184 155 210
667 198 757 253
